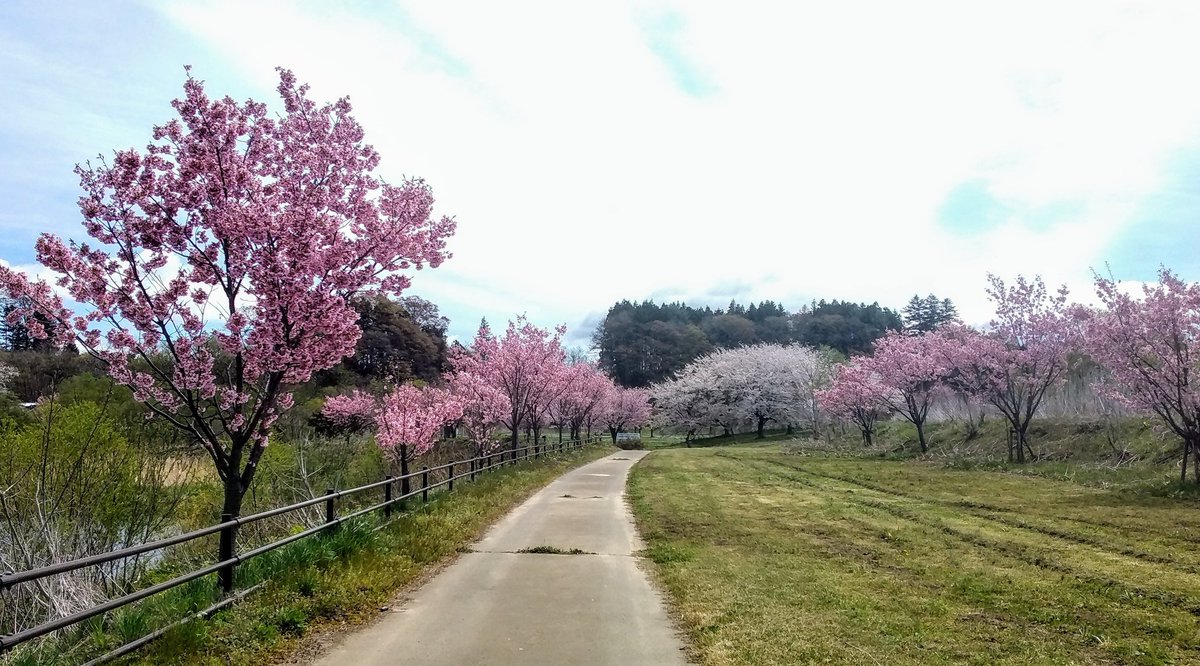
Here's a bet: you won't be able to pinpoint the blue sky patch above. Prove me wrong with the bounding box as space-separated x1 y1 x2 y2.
1103 148 1200 281
639 10 717 98
936 179 1011 233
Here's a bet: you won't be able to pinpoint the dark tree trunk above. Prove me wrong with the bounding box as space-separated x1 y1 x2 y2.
1191 439 1199 483
756 417 768 439
609 426 619 444
400 444 411 495
1183 436 1199 484
786 423 794 436
510 427 520 461
915 422 928 453
219 438 254 520
862 427 873 446
221 474 245 519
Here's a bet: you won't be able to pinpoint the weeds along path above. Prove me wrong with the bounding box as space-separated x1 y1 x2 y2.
630 446 1200 665
309 450 686 666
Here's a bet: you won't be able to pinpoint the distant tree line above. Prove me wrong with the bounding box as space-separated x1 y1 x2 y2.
592 296 950 387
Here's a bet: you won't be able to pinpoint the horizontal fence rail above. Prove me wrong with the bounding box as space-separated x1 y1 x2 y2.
0 434 605 662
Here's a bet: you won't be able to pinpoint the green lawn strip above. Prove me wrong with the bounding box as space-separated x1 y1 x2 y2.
630 446 1200 665
744 449 1200 568
8 445 615 666
633 450 1110 664
738 451 1200 642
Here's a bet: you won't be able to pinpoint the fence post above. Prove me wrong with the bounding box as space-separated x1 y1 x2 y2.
448 461 455 492
421 467 429 503
384 475 394 519
325 488 336 527
470 457 476 482
217 512 236 594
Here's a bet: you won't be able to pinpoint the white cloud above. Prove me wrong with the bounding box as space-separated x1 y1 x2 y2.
103 0 1200 339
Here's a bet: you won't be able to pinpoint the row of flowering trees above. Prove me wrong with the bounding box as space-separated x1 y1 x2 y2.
816 270 1200 482
320 318 651 495
0 67 650 523
650 344 834 441
816 275 1081 463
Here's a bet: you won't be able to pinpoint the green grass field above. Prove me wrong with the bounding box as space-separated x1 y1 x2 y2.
629 444 1200 665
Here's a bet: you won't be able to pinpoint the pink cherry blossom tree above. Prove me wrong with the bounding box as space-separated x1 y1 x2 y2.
862 330 953 453
322 390 378 430
320 389 378 443
449 317 567 459
1082 268 1200 482
376 384 463 495
548 363 611 442
0 68 455 518
936 275 1076 463
522 358 571 453
817 362 891 446
446 370 511 457
599 386 652 444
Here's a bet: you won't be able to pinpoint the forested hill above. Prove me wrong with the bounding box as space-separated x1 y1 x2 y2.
592 298 904 387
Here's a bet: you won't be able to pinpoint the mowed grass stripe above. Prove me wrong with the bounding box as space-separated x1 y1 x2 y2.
630 446 1200 665
754 450 1200 538
725 452 1200 621
735 450 1200 569
718 454 1200 630
765 455 1200 584
635 449 1117 664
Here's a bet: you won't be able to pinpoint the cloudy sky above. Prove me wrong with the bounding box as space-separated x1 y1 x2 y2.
3 1 1199 346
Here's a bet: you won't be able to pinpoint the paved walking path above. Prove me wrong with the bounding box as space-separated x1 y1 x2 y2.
311 450 688 666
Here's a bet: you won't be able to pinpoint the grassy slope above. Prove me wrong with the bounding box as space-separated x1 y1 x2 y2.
11 445 614 666
630 443 1200 666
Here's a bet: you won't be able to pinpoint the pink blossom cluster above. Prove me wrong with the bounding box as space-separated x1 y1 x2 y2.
816 363 891 445
598 386 652 443
321 389 378 433
548 363 613 442
0 68 456 516
817 327 987 453
818 275 1076 460
449 317 649 452
377 385 463 460
821 267 1200 479
1080 268 1200 481
323 315 650 467
447 370 512 454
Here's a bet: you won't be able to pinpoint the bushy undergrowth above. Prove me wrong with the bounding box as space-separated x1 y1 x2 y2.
0 399 190 639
